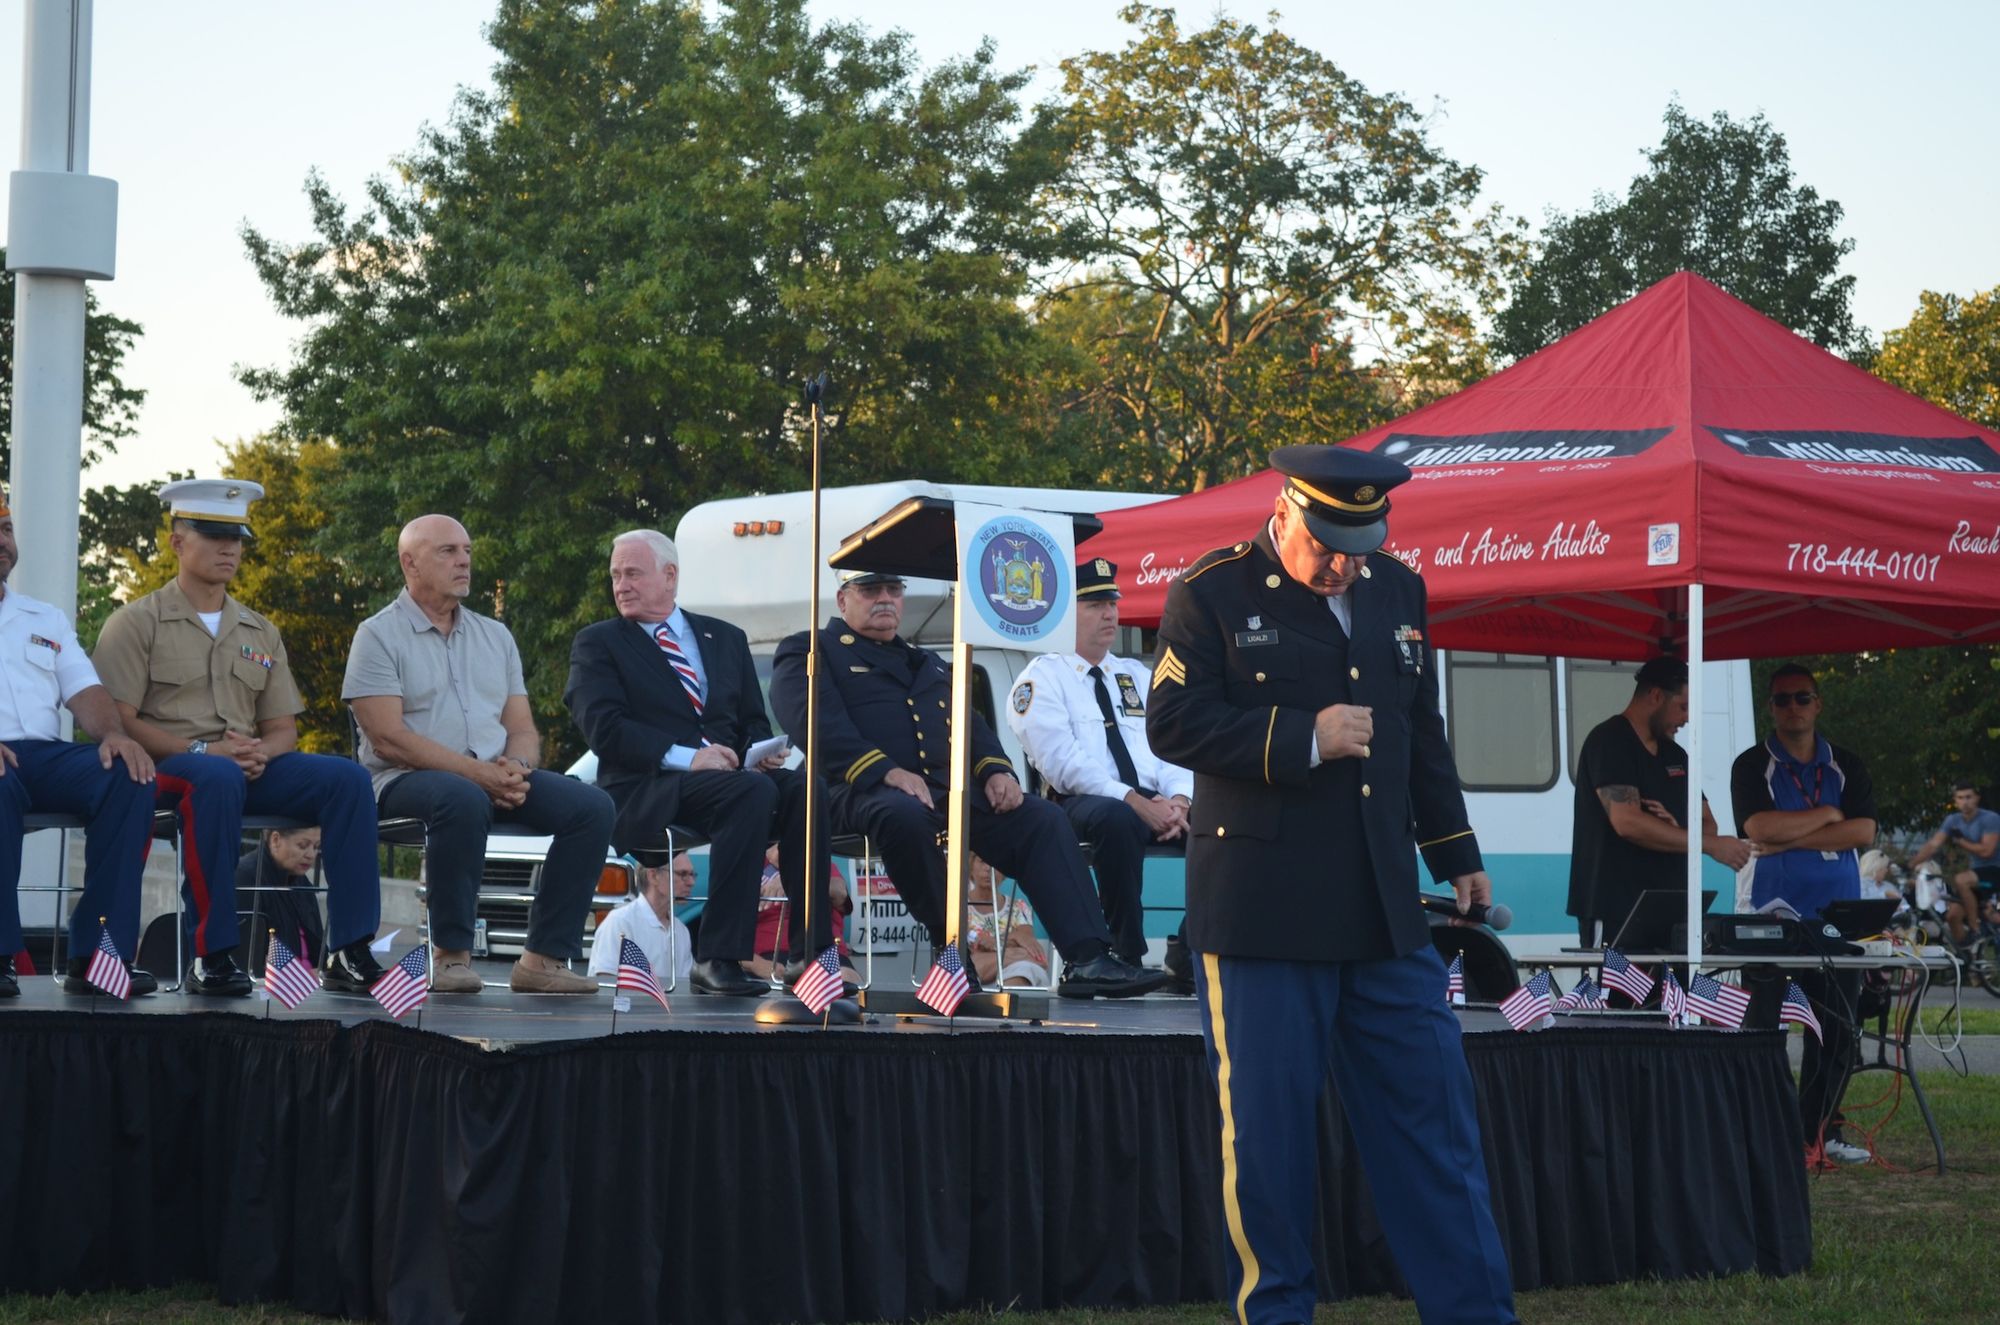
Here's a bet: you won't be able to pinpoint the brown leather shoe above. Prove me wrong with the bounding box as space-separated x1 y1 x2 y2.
432 954 484 994
509 958 596 994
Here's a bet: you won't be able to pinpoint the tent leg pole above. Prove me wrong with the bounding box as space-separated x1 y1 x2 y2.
1686 582 1705 975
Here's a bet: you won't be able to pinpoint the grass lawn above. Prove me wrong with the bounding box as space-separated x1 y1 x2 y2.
6 1075 1998 1324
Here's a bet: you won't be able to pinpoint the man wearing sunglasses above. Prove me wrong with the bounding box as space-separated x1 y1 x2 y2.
1730 663 1877 1165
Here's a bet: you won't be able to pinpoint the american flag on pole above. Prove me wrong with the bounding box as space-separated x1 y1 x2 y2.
1556 971 1606 1011
917 942 971 1017
792 944 845 1015
1498 970 1555 1031
264 932 320 1010
1780 981 1823 1043
1444 952 1465 1005
616 937 669 1011
372 947 431 1019
1687 971 1752 1028
1660 967 1689 1025
85 929 131 1000
1600 948 1655 1005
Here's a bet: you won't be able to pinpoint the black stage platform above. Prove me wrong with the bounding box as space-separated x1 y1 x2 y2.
0 981 1811 1324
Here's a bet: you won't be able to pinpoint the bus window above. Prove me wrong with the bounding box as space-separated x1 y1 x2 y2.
1445 652 1557 792
1565 659 1641 782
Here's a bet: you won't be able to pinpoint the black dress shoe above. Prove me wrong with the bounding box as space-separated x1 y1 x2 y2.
1162 934 1196 995
186 952 253 997
690 958 766 997
1059 952 1173 1000
61 959 157 997
323 941 386 993
0 954 18 998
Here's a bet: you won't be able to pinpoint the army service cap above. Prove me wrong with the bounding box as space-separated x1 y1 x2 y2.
1269 445 1411 555
160 477 265 539
837 567 905 588
1075 557 1121 600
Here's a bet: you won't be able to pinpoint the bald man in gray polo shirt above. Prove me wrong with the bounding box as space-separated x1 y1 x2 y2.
344 515 613 994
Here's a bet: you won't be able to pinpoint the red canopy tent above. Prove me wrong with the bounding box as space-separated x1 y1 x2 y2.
1093 272 2000 658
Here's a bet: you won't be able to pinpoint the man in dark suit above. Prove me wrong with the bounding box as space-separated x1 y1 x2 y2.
1147 447 1516 1325
770 570 1166 999
565 530 832 996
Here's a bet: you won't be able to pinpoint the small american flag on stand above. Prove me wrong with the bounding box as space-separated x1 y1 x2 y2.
85 928 131 1000
1498 970 1554 1031
1780 981 1824 1043
1660 967 1689 1025
372 947 431 1019
1687 971 1751 1028
792 944 845 1015
616 937 669 1011
264 932 320 1010
917 942 971 1017
1600 948 1655 1005
1444 952 1465 1005
1556 971 1605 1011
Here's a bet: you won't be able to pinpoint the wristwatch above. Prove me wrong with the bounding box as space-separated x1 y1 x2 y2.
186 738 208 756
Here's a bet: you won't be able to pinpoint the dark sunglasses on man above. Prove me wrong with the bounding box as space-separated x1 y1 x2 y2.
1769 689 1817 707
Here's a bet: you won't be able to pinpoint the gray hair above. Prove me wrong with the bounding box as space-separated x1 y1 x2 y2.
612 529 678 571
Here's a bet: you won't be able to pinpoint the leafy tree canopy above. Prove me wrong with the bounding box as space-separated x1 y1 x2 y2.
241 0 1070 743
1033 4 1522 491
0 249 146 474
1494 104 1866 362
1873 285 2000 430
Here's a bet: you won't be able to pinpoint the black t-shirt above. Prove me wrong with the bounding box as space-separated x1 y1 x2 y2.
1568 713 1691 928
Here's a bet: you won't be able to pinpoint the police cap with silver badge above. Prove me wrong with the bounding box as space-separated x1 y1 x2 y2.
1076 557 1121 601
160 477 265 539
837 567 906 588
1270 444 1412 555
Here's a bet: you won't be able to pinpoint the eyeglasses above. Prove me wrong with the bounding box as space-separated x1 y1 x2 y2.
1769 690 1817 707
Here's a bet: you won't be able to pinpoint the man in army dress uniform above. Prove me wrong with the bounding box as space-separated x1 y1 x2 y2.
1146 447 1516 1324
770 569 1166 999
91 480 385 995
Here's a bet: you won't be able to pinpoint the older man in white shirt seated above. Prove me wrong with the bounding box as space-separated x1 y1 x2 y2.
588 850 696 987
1007 558 1194 982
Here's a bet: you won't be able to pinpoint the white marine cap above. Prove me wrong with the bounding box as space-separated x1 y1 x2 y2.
159 477 266 539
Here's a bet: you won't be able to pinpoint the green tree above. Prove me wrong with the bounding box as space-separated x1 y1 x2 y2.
1754 652 2000 840
0 249 147 474
240 0 1064 751
1494 104 1866 362
115 438 366 753
1033 5 1521 491
1874 286 2000 430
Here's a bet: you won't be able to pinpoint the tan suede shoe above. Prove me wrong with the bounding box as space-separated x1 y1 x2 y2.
432 955 484 994
509 959 597 994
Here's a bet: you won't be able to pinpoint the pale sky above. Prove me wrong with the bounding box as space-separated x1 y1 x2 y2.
6 0 1997 492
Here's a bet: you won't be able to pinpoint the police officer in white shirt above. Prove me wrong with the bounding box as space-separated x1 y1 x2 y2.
0 490 159 996
1008 558 1193 974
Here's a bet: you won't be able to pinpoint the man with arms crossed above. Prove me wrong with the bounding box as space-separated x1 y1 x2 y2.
345 515 612 994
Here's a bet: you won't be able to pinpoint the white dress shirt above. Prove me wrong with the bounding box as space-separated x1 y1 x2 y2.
0 588 102 741
587 894 694 986
1007 649 1193 802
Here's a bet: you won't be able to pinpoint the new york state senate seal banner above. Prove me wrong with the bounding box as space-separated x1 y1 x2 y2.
954 502 1075 654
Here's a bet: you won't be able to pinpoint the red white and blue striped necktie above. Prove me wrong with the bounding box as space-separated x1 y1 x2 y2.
653 624 708 732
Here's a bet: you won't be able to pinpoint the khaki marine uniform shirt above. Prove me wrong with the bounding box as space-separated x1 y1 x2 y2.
91 579 303 743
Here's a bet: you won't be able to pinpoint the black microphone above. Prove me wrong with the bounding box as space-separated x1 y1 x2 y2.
1418 894 1512 931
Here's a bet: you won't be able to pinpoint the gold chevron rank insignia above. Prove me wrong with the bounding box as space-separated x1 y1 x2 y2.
1154 645 1187 688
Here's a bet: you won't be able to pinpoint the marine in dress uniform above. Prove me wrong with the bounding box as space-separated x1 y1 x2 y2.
1146 448 1517 1325
769 570 1167 998
1007 558 1193 969
565 530 834 997
0 488 159 996
90 480 385 996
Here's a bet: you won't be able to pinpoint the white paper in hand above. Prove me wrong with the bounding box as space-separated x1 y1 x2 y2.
744 735 792 769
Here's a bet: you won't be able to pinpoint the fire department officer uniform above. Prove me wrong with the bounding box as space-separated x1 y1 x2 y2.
90 480 383 994
1146 448 1516 1324
1007 558 1193 966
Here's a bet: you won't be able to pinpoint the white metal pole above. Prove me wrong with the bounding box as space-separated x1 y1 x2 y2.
1685 582 1705 974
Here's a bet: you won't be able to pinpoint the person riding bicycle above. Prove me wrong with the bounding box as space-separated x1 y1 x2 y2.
1911 783 2000 950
